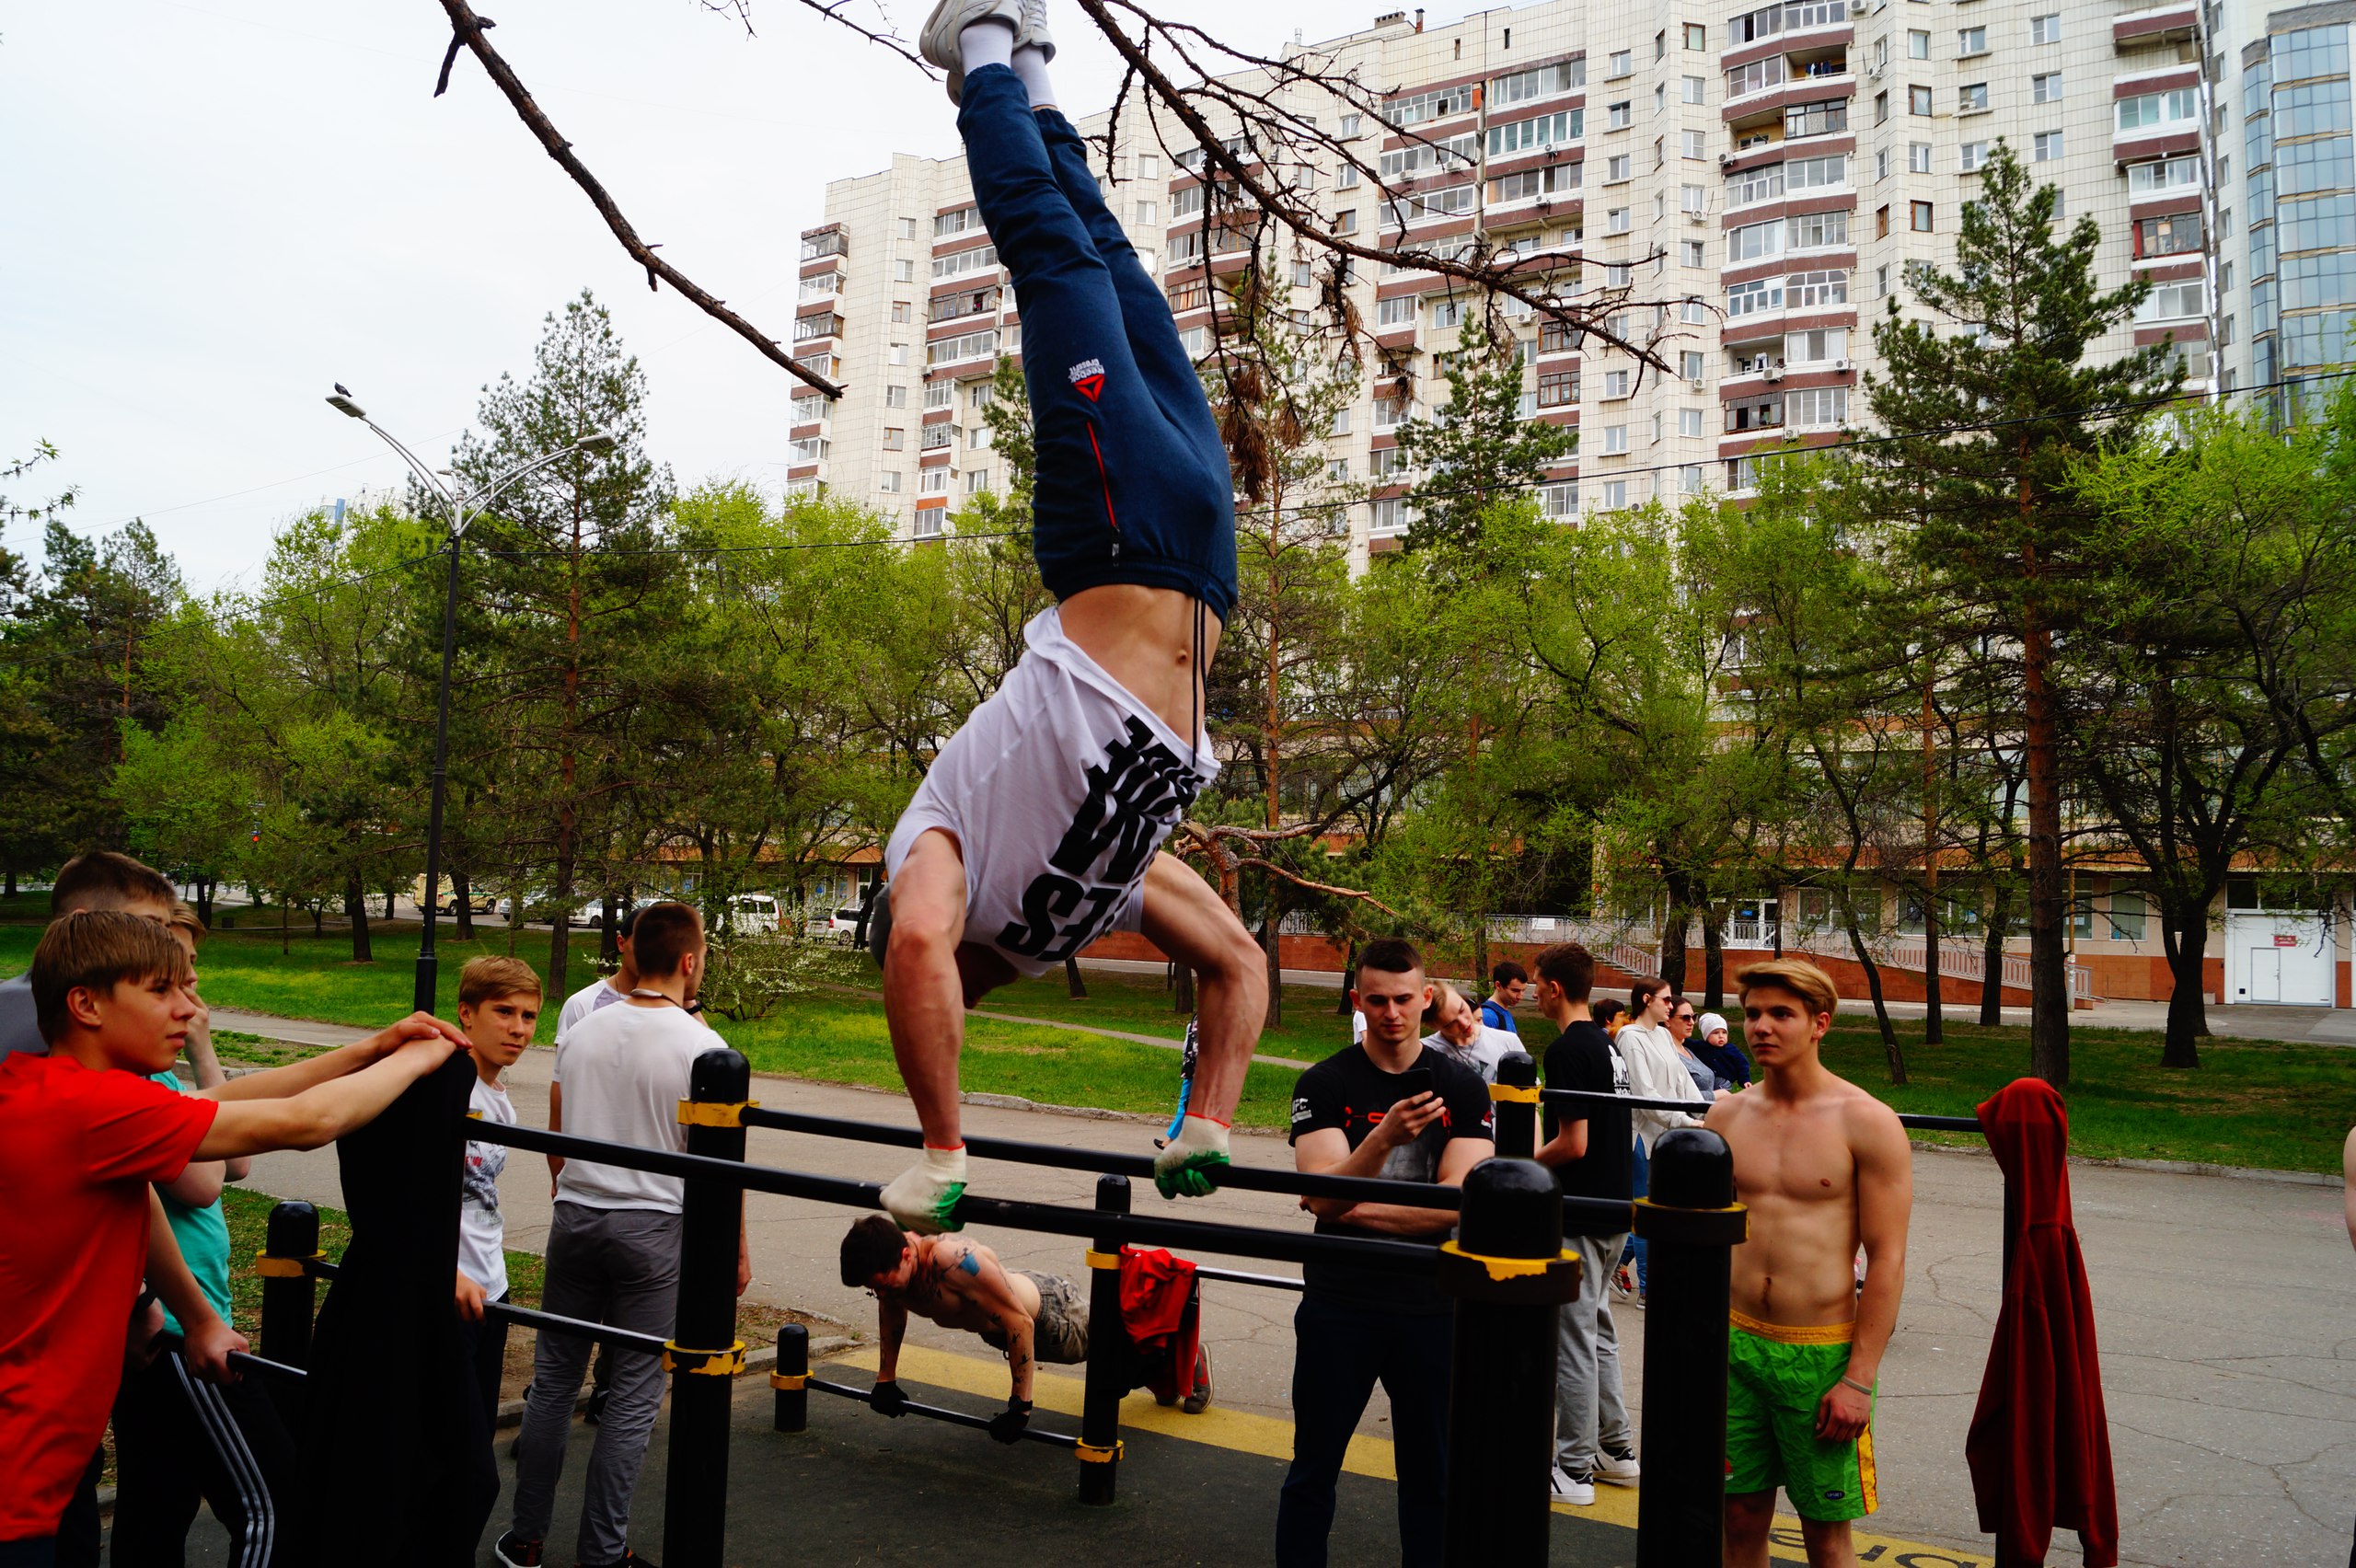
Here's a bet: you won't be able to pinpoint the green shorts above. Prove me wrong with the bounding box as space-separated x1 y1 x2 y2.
1725 1311 1877 1523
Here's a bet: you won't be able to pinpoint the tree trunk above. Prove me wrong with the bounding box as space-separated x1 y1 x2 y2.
1064 956 1089 999
602 892 621 966
1172 963 1195 1015
1844 917 1908 1084
1701 916 1725 1012
1472 917 1489 1002
1659 906 1689 994
1262 898 1284 1029
453 864 475 940
348 874 374 964
4 867 15 898
2022 598 2071 1085
1337 940 1357 1016
2161 908 2207 1069
1981 877 2013 1026
310 903 323 938
281 894 290 956
384 884 397 922
1922 896 1944 1045
195 879 214 927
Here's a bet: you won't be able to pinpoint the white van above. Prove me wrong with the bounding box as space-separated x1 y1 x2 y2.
723 893 780 937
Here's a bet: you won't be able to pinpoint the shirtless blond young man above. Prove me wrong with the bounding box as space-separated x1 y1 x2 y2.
840 1213 1089 1444
1703 959 1912 1568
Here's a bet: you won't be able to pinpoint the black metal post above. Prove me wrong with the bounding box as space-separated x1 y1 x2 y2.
663 1047 751 1568
257 1199 320 1370
773 1322 809 1434
412 532 462 1015
1076 1173 1129 1505
1439 1157 1579 1568
1633 1127 1748 1568
1491 1050 1540 1159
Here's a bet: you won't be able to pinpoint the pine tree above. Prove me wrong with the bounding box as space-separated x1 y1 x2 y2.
1393 307 1572 563
1859 141 2179 1087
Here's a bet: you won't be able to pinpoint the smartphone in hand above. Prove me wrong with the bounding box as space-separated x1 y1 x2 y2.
1393 1066 1435 1106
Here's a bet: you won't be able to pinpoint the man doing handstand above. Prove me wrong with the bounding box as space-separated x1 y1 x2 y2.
839 1213 1088 1444
1703 960 1913 1568
877 0 1266 1230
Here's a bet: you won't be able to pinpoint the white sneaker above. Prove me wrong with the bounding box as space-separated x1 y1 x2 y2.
1018 0 1057 60
1548 1464 1596 1505
1594 1447 1641 1485
918 0 1025 102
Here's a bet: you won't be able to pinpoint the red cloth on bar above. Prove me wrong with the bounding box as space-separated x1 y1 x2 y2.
1965 1078 2119 1567
1118 1247 1200 1402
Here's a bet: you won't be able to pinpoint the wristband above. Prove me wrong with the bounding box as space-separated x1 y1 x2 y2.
1838 1375 1874 1398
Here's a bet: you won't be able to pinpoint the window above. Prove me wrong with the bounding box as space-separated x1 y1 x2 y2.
936 205 979 237
1432 297 1464 328
1958 82 1988 112
1728 276 1784 316
1608 154 1633 181
2134 211 2204 256
1960 141 1990 172
877 470 903 493
1785 326 1848 362
1909 142 1934 173
1875 90 1890 125
918 468 950 495
1911 200 1934 232
1876 262 1890 297
2117 88 2199 133
966 422 990 450
1605 261 1633 286
1380 133 1481 181
2129 155 2200 195
965 468 992 494
932 244 1000 281
1136 154 1160 180
891 300 914 325
1876 203 1890 238
1135 201 1158 225
1877 147 1890 180
1604 368 1634 398
1958 25 1986 55
1786 100 1848 138
1538 368 1578 407
1489 61 1583 108
1602 479 1628 509
1728 57 1787 98
1789 268 1848 306
1657 29 1668 60
1785 386 1848 428
927 329 999 366
2029 13 2060 43
1539 480 1579 517
1325 458 1350 483
1341 112 1363 136
1378 294 1415 327
1370 497 1408 535
1607 206 1632 233
1334 209 1358 236
2108 892 2148 941
793 313 842 342
1686 22 1708 49
881 427 907 451
1683 129 1710 158
2031 72 2062 105
1787 208 1850 248
1601 423 1629 453
884 385 908 409
1682 239 1707 266
1488 110 1580 156
1907 29 1929 58
1680 350 1707 378
2033 131 2063 162
1729 218 1784 260
800 272 841 300
1542 318 1583 353
1610 49 1633 76
925 381 954 409
1790 154 1847 190
1609 101 1633 130
1683 75 1708 104
895 259 917 283
1373 396 1411 429
2137 279 2207 319
1909 85 1933 116
1875 36 1888 70
1382 83 1477 127
919 422 956 451
789 436 828 463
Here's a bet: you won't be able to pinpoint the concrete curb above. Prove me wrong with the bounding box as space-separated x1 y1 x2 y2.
1910 1136 2339 1187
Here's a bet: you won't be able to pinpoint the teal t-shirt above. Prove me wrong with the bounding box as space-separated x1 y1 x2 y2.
148 1070 234 1334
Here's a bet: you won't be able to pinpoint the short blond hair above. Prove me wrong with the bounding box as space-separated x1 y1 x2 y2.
458 955 542 1009
167 901 206 946
29 910 191 1043
1735 958 1840 1020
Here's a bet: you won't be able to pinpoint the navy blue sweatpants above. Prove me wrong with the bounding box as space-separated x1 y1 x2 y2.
956 64 1237 623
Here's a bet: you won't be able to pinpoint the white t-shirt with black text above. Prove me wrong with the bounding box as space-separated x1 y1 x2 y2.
884 606 1216 978
459 1075 515 1299
552 1002 719 1214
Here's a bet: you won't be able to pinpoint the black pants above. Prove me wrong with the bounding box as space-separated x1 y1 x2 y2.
458 1290 513 1431
110 1351 295 1568
1276 1294 1452 1568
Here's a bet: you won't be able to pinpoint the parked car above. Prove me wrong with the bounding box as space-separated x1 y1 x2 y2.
717 893 780 937
810 903 870 944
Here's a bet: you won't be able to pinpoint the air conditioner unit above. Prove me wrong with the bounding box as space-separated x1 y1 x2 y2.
1762 366 1784 383
1865 63 1884 80
1718 151 1737 166
1831 357 1854 372
1688 376 1707 392
1687 210 1709 224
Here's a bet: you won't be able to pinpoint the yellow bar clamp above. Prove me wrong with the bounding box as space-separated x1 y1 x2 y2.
1438 1239 1576 1285
770 1371 809 1391
664 1339 749 1376
253 1251 329 1279
1487 1083 1540 1104
676 1100 758 1128
1084 1248 1124 1272
1076 1440 1125 1465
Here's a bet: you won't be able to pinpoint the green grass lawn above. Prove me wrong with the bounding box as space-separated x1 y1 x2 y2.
9 922 2351 1170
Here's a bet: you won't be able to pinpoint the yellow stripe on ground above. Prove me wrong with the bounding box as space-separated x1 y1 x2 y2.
818 1344 1992 1565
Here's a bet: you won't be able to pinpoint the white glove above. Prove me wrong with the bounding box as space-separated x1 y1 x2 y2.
881 1146 969 1233
1153 1115 1231 1199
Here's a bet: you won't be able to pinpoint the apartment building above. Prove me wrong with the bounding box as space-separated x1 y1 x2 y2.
791 0 2290 555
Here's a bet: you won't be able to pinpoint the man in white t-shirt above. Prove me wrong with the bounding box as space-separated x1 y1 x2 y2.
553 905 642 1046
1421 983 1520 1084
454 955 538 1430
875 9 1269 1232
498 904 747 1568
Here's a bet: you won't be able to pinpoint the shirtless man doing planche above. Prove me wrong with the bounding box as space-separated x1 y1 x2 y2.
1703 959 1913 1568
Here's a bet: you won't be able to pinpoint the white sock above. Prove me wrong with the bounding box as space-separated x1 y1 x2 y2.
959 19 1015 74
1012 43 1057 110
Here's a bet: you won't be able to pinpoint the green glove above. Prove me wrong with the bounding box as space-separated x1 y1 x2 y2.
881 1146 968 1233
1153 1116 1232 1199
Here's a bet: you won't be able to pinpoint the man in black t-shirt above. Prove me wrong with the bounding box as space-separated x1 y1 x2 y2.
1530 941 1641 1508
1279 938 1494 1568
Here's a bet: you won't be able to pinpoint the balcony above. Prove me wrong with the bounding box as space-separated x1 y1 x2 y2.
2112 3 2198 47
799 229 848 262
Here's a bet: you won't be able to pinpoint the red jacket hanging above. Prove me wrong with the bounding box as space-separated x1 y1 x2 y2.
1118 1247 1201 1403
1965 1078 2119 1567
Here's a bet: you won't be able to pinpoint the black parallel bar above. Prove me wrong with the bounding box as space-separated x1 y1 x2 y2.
1441 1159 1580 1568
486 1301 669 1356
1078 1176 1127 1505
739 1102 1634 1231
665 1048 751 1568
258 1201 319 1375
1192 1264 1305 1293
1492 1051 1539 1160
467 1120 1449 1275
227 1349 307 1381
1634 1129 1745 1568
805 1375 1081 1450
774 1323 809 1434
1537 1087 1986 1135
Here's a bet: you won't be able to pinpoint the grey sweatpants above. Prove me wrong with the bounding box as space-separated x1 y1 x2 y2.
1554 1230 1634 1473
511 1202 682 1565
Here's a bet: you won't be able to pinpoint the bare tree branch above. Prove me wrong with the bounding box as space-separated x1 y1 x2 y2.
430 0 847 397
696 0 932 69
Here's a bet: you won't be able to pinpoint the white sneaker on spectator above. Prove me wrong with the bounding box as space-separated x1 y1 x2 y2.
1548 1463 1596 1505
1594 1447 1642 1485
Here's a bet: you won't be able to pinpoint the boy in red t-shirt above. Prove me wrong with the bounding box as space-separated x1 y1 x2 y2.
0 912 467 1563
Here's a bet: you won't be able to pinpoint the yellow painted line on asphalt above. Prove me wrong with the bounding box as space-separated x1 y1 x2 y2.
818 1344 1992 1565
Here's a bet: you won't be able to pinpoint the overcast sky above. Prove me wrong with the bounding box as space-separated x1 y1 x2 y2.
3 0 1391 595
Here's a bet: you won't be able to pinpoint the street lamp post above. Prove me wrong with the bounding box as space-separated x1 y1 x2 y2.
326 390 616 1014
